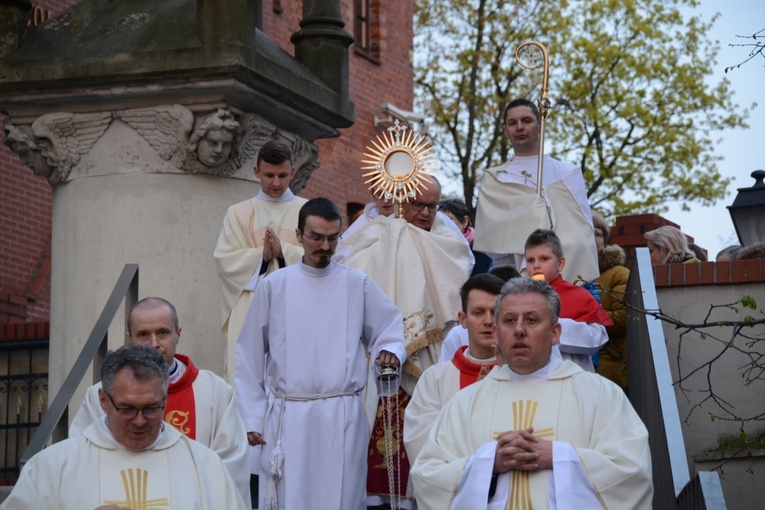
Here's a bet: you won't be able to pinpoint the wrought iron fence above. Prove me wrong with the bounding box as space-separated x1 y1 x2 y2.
0 339 48 481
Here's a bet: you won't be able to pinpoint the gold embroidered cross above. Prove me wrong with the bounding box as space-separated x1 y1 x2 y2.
103 468 170 509
491 400 554 510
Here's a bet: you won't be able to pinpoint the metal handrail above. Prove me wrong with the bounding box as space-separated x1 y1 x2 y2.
19 264 138 466
627 248 726 508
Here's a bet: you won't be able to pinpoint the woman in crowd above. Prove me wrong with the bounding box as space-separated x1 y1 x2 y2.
644 225 700 266
591 212 630 392
438 198 492 275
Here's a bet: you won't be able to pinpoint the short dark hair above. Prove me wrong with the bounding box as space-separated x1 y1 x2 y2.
460 273 505 313
438 198 470 225
495 278 560 325
503 98 540 123
488 264 522 282
525 229 564 259
127 297 179 334
298 198 343 233
101 344 169 397
257 140 293 168
716 244 742 261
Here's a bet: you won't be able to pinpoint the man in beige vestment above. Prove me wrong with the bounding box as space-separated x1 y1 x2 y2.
411 278 652 509
214 140 307 383
473 98 598 282
1 345 247 510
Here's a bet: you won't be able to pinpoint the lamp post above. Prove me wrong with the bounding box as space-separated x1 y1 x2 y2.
727 170 765 246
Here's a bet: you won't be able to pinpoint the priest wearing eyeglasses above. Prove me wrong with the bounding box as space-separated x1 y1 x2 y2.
1 344 248 510
334 177 473 508
69 297 251 505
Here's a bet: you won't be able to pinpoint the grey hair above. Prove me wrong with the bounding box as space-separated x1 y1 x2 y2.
101 344 169 397
494 278 560 325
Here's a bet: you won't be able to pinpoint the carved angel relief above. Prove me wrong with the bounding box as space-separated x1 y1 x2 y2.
114 104 194 169
3 112 113 186
234 113 319 192
116 106 243 175
4 106 319 185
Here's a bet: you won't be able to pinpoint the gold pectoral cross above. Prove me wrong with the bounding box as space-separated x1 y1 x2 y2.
492 400 554 510
103 468 170 509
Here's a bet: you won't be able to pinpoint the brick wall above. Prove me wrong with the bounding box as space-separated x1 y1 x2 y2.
653 259 764 288
0 321 50 343
2 0 414 323
0 1 74 324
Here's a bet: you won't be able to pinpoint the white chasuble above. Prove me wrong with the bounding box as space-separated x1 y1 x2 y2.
338 215 471 396
411 362 653 510
214 189 307 383
2 421 247 510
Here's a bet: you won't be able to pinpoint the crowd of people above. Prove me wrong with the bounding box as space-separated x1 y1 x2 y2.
26 96 761 509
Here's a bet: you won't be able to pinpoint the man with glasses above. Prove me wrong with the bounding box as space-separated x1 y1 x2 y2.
473 98 598 283
334 177 472 508
69 297 251 505
3 344 248 510
235 197 406 510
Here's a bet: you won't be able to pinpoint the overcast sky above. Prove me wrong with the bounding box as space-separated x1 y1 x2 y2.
662 0 763 256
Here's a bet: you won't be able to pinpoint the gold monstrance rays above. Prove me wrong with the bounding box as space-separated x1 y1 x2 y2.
361 119 437 218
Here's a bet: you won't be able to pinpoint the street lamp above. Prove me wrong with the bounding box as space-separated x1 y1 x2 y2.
727 170 765 246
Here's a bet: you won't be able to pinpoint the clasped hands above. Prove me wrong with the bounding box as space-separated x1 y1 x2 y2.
493 427 553 474
262 228 284 263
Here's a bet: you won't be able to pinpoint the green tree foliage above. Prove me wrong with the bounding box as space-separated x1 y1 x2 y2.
414 0 567 215
414 0 751 218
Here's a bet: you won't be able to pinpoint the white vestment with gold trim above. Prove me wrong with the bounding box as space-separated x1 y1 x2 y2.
214 189 307 383
1 420 247 510
68 357 251 504
410 361 652 510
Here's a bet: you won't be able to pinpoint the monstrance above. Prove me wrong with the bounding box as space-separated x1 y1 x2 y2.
361 119 437 218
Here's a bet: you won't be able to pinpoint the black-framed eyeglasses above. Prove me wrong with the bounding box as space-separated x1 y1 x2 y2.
301 231 341 245
106 391 165 420
409 202 439 213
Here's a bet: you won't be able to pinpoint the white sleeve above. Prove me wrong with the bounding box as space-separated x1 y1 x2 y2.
451 441 497 510
68 384 103 436
234 280 271 434
438 327 468 363
549 441 603 509
557 319 608 355
207 375 253 504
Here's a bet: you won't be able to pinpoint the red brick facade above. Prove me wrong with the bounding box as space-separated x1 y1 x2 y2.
0 0 414 325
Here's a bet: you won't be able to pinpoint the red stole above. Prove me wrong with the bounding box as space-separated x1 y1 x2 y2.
549 275 612 326
164 354 199 439
451 345 495 389
366 387 411 499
